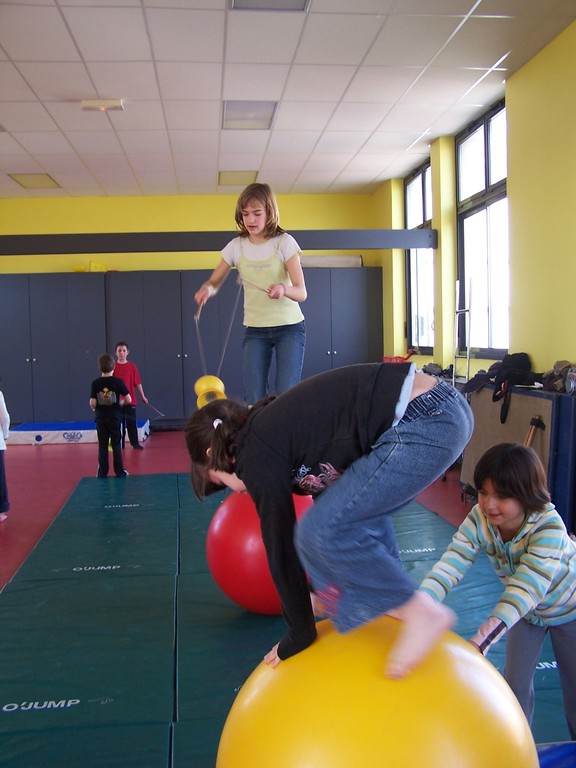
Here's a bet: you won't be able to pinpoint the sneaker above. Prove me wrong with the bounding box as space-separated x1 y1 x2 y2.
117 469 129 478
132 444 144 450
0 513 8 522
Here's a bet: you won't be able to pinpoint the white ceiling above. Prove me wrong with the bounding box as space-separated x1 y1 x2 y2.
0 0 575 199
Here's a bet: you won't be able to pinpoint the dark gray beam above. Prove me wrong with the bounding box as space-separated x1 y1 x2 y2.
0 228 437 256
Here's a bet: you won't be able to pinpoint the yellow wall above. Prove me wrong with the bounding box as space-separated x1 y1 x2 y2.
0 193 378 273
506 20 576 371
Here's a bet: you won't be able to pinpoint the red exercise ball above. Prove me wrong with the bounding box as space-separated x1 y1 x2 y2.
206 491 313 615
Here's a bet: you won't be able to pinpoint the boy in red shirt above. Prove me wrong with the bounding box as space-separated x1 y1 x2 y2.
113 341 148 450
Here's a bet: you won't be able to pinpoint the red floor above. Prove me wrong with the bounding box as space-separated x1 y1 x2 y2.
0 430 471 591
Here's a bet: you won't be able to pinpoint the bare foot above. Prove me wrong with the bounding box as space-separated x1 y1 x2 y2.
264 643 281 668
385 591 454 679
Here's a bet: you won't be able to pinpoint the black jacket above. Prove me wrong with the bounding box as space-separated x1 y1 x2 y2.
235 362 411 659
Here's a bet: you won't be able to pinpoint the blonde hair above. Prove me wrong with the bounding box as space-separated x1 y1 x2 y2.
234 183 285 239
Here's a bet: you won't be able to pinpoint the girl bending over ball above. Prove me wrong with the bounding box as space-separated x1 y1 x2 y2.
185 363 473 679
421 443 576 737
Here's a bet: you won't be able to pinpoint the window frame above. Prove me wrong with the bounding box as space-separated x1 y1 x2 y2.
404 161 434 356
456 99 508 360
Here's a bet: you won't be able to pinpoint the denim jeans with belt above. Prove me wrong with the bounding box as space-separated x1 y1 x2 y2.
294 381 474 632
242 321 306 404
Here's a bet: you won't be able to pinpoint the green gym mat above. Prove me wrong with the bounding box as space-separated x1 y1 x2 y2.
0 574 176 733
60 474 182 515
0 724 171 768
10 474 181 583
11 506 178 582
0 474 572 765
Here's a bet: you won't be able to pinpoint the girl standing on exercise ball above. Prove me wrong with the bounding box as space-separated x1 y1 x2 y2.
194 183 307 405
185 362 474 679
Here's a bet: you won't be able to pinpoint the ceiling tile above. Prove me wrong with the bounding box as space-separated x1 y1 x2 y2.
433 16 539 68
314 131 371 153
116 130 171 154
403 67 491 105
146 8 225 62
343 66 421 103
108 102 167 131
87 62 161 101
157 63 223 100
163 101 221 131
0 6 79 61
0 102 58 131
327 102 393 131
274 101 336 131
65 131 124 155
283 65 356 102
61 7 151 61
226 10 305 63
223 63 290 100
365 15 464 67
266 130 320 153
169 130 219 153
0 63 38 101
10 131 74 154
295 13 384 65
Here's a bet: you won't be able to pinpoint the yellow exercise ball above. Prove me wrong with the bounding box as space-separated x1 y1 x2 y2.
217 618 539 768
194 375 226 409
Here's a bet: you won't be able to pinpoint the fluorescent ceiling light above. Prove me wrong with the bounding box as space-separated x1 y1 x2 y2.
81 99 124 112
218 171 258 186
9 173 60 190
223 101 277 130
230 0 309 9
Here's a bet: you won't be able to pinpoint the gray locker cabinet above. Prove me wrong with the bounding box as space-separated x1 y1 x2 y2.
0 273 106 423
107 271 190 422
302 267 383 379
0 274 34 423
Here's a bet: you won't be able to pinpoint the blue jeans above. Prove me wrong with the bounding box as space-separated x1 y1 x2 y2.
242 321 306 404
295 381 474 633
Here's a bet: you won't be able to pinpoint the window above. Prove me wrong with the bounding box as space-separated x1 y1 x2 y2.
456 101 508 357
405 163 434 353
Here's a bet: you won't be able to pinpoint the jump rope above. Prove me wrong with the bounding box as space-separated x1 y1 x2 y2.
194 274 266 407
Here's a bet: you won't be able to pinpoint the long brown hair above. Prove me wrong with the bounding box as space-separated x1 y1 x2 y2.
234 183 285 240
474 443 550 513
184 399 249 498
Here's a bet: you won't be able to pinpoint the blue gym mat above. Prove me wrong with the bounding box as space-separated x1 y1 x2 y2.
0 475 572 766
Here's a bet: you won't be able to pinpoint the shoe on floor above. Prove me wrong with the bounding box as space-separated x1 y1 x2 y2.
0 513 8 522
117 469 129 478
132 444 144 450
